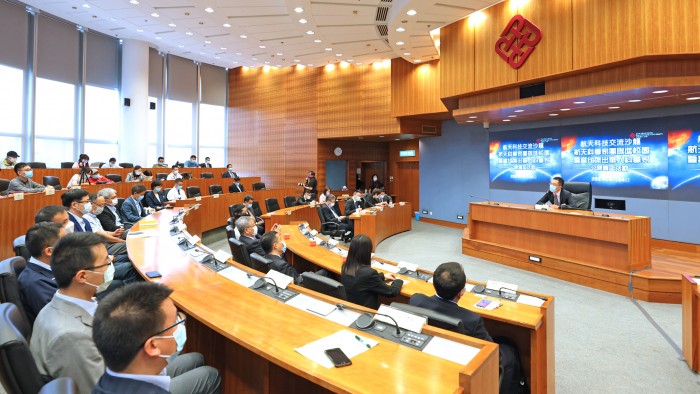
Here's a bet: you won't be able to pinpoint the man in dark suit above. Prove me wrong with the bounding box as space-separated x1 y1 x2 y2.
295 190 313 205
261 231 301 284
222 164 238 179
345 190 364 216
18 222 64 324
144 180 167 210
535 176 572 209
409 262 492 342
228 176 245 193
96 188 127 233
120 184 148 227
236 216 265 256
320 194 353 238
92 282 221 394
202 157 213 168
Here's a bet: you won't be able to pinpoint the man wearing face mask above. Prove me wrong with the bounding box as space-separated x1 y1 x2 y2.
228 176 245 193
261 231 302 284
100 158 121 168
84 193 128 256
166 165 183 180
121 184 148 227
8 162 48 193
345 190 364 215
222 164 238 178
92 282 221 394
202 156 212 168
144 180 168 210
67 168 113 188
153 156 168 168
167 178 188 201
2 150 19 168
236 216 265 257
243 195 264 233
320 194 353 241
536 176 572 210
295 190 313 205
96 188 127 236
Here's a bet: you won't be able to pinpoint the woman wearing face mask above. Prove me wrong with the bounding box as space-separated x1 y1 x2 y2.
67 168 113 188
144 180 167 210
369 174 384 190
318 186 331 203
125 165 146 182
72 153 91 169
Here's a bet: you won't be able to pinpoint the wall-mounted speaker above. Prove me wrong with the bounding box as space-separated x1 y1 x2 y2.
149 102 156 110
123 98 131 107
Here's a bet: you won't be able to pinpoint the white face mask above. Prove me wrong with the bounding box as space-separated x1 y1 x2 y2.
173 170 179 175
154 318 187 356
111 198 118 206
94 206 104 216
64 221 75 234
79 202 92 215
86 262 115 293
135 171 142 176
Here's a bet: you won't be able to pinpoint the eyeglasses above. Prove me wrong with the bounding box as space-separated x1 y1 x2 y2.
141 311 186 347
88 255 114 270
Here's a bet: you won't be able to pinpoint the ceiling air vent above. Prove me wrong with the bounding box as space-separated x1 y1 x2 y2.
421 125 437 134
376 24 388 37
376 7 389 22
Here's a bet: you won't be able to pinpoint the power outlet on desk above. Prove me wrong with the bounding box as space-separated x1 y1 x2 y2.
457 215 464 220
529 256 541 263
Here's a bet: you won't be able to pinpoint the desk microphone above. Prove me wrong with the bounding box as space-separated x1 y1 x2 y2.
335 304 403 337
252 277 279 293
468 194 499 206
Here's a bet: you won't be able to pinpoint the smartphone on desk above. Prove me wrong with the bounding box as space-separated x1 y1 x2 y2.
325 348 352 368
145 271 162 279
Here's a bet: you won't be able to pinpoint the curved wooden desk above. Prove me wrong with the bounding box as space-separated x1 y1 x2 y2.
281 224 554 394
126 210 500 394
261 205 322 232
349 204 412 251
682 274 700 372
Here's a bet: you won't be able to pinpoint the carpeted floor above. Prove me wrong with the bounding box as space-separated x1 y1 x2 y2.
205 220 700 393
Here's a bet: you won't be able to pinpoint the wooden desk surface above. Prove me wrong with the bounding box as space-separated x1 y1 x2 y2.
349 203 412 251
282 224 554 394
682 274 700 372
126 210 500 394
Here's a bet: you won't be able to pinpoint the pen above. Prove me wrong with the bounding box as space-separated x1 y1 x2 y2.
355 335 372 349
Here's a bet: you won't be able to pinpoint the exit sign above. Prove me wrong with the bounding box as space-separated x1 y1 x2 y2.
399 150 416 157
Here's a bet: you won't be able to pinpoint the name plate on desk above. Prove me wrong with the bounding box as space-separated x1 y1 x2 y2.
195 196 202 202
45 188 55 196
13 192 24 201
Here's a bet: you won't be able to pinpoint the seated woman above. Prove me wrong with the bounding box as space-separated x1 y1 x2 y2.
66 168 113 188
341 235 403 309
318 187 331 204
125 165 146 182
143 180 166 210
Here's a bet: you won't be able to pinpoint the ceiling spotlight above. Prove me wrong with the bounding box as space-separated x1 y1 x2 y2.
294 7 304 13
514 109 524 113
396 27 405 32
204 7 214 13
347 59 353 62
308 63 314 67
252 57 257 60
264 61 270 64
467 120 475 123
235 52 241 55
560 108 570 111
306 30 315 35
652 90 668 94
129 0 139 4
223 23 231 28
151 12 159 17
325 47 332 51
276 52 283 56
82 3 91 8
356 62 363 65
468 116 477 119
407 10 417 16
220 47 227 50
155 36 161 40
216 56 221 59
335 53 342 57
396 41 404 45
503 119 511 122
549 113 559 116
205 40 211 44
415 59 421 62
259 45 266 48
240 35 247 38
299 19 307 24
136 29 143 32
185 32 193 35
294 59 300 62
686 97 700 101
608 106 620 109
628 99 642 103
168 23 176 27
508 115 517 118
403 52 411 56
178 45 184 48
200 52 205 55
573 101 586 104
314 39 322 43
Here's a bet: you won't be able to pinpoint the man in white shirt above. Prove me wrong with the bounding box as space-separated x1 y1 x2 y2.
101 158 121 168
167 179 188 201
85 193 127 256
166 165 183 181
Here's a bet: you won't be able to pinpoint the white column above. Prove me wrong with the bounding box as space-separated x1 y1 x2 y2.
120 39 149 166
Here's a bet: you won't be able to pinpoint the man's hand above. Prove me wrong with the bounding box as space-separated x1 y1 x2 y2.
113 227 125 237
550 205 560 210
339 216 346 221
385 273 397 281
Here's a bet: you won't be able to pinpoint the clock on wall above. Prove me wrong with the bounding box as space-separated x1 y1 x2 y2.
334 147 343 156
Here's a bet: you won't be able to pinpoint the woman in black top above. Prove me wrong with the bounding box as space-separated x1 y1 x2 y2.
369 174 384 190
341 235 403 309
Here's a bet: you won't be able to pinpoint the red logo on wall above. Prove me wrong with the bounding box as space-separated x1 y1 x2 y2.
495 15 542 69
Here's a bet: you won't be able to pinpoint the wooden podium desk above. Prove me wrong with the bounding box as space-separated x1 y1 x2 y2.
682 274 700 372
466 202 651 272
282 225 555 394
349 203 412 251
262 205 322 231
126 210 500 394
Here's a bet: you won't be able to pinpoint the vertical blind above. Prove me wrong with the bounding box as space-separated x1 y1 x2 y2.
36 14 79 84
0 0 28 70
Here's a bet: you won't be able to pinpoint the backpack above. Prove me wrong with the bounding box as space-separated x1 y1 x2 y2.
494 336 530 394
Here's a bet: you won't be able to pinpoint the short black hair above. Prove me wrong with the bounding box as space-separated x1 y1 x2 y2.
243 195 254 202
14 162 29 175
151 180 162 189
35 205 67 223
326 194 337 202
109 158 116 162
433 262 466 300
233 176 241 181
230 204 245 220
552 176 565 187
372 188 382 196
88 193 100 203
174 178 183 184
158 156 164 161
205 157 210 160
26 222 63 258
260 231 278 254
51 232 106 288
131 184 147 195
133 165 142 171
190 155 196 159
171 164 178 169
61 189 89 208
143 170 152 176
93 282 173 372
226 163 232 168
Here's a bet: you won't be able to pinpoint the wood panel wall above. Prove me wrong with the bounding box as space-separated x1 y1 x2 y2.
316 140 389 193
391 59 446 117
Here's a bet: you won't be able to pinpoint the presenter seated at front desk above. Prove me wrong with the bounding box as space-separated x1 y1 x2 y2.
126 209 501 393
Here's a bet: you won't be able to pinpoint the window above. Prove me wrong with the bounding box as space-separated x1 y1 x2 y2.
84 85 119 162
0 65 23 153
199 104 226 166
35 77 75 166
164 99 194 163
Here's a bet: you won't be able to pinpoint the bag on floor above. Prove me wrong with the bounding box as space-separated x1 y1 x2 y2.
494 336 529 394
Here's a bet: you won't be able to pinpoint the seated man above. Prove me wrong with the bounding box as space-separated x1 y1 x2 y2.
345 190 364 216
184 155 199 168
8 162 48 193
92 282 221 394
363 188 381 207
202 157 212 168
153 156 168 168
120 184 148 227
535 176 572 210
228 176 245 193
320 194 353 239
261 231 299 284
100 158 120 168
167 178 188 201
2 150 19 169
222 164 238 179
166 165 183 181
144 180 167 210
236 216 265 256
84 193 129 257
18 222 65 324
295 190 313 206
378 189 393 204
243 195 264 233
96 188 126 235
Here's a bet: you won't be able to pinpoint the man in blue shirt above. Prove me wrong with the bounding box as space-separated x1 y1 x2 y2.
184 155 199 168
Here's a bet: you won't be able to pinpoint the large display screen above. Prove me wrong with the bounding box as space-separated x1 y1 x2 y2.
489 132 561 191
668 129 700 201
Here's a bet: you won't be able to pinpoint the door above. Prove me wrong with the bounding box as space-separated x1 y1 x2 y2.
361 161 386 192
395 161 419 212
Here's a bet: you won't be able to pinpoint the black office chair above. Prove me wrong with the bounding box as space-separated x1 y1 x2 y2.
389 302 466 334
91 162 104 168
119 162 134 168
0 179 9 194
228 237 252 267
0 303 50 394
181 172 192 180
115 198 125 212
13 236 30 262
563 181 592 210
251 201 263 217
221 171 230 178
42 176 62 190
209 185 223 195
105 174 122 183
186 186 201 198
252 182 266 191
284 196 297 208
199 163 207 168
27 162 46 169
225 225 237 240
39 377 77 394
156 173 168 181
265 198 281 212
201 172 213 179
177 163 184 168
164 188 172 199
315 206 343 240
301 272 347 300
250 253 272 274
0 257 31 337
60 162 73 169
4 255 27 280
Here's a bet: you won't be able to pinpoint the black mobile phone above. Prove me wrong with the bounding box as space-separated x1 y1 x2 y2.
324 348 352 368
145 271 162 279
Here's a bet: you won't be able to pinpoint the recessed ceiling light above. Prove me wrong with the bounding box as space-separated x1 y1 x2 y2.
205 40 211 44
151 12 159 17
503 119 511 122
136 29 143 32
308 63 313 67
265 61 270 64
560 108 570 111
396 27 405 32
347 59 353 62
240 35 247 38
294 7 304 13
168 23 176 27
573 101 586 104
204 7 214 13
508 115 517 118
216 56 221 59
325 47 332 51
467 120 475 123
468 116 477 119
129 0 139 4
178 45 184 48
686 97 700 101
628 99 642 103
110 17 117 21
652 90 668 94
259 45 266 48
199 52 205 55
185 32 193 35
252 57 257 60
235 52 241 55
403 52 411 56
276 52 283 56
335 53 342 57
396 41 404 45
415 59 421 62
155 36 161 40
356 62 363 65
514 109 524 113
549 113 559 116
223 23 231 28
306 30 314 35
407 9 417 16
379 136 385 138
220 47 227 50
608 106 620 109
232 61 238 64
82 3 91 8
294 59 300 62
299 19 307 24
314 39 322 43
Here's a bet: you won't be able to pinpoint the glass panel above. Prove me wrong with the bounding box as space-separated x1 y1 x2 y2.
199 147 226 167
35 78 75 138
199 104 225 146
85 85 119 140
35 138 74 168
147 144 158 167
0 136 21 157
0 65 23 135
164 99 193 164
84 142 119 165
164 147 194 165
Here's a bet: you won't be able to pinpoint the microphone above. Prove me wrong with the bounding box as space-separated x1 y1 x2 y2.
253 277 279 293
335 304 403 338
469 194 498 206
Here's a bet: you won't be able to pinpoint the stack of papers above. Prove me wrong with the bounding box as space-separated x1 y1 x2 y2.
295 330 378 368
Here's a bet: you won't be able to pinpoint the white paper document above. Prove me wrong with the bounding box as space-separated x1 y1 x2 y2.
422 336 481 366
376 305 426 334
217 266 259 287
397 261 419 272
486 280 518 293
285 295 361 326
265 269 293 290
295 330 378 368
516 294 545 307
213 249 232 264
371 260 399 274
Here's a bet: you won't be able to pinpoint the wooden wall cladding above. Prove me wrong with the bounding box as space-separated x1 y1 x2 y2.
517 0 572 82
473 1 517 91
316 139 389 193
391 59 446 117
440 18 474 99
644 0 700 55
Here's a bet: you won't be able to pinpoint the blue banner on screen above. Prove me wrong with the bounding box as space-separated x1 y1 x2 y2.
561 131 668 198
668 129 700 201
489 133 561 191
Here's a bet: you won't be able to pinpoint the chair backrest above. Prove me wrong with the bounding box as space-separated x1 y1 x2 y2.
42 176 62 189
199 163 207 168
301 272 347 300
201 172 213 179
316 206 338 234
252 182 266 191
0 303 48 394
156 173 168 181
225 225 237 240
390 302 466 334
265 198 280 212
251 201 263 217
186 186 201 198
0 258 31 334
181 172 192 180
27 162 46 169
13 236 30 262
164 188 172 198
221 171 229 178
119 162 134 168
249 253 272 274
5 255 26 279
39 377 77 394
91 162 104 168
209 185 223 195
284 196 297 208
60 162 73 169
228 238 252 267
105 174 122 183
0 179 9 193
115 198 125 212
563 181 592 210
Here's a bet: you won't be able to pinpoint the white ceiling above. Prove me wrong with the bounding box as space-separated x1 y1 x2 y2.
22 0 499 68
